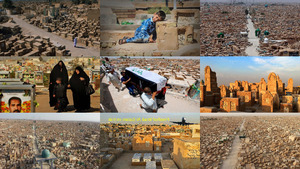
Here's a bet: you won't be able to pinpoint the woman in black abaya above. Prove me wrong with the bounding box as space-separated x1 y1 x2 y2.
69 66 91 111
49 61 69 108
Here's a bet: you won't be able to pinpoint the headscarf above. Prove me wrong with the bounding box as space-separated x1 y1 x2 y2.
50 60 68 85
69 66 90 92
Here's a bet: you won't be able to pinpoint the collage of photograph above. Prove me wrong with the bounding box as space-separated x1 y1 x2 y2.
0 0 200 169
200 0 300 169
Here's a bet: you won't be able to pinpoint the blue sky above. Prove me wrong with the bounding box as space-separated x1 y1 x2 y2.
0 113 200 125
100 113 200 125
200 57 300 86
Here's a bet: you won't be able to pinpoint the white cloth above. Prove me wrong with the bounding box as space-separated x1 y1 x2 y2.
126 67 167 91
107 72 121 88
141 93 157 110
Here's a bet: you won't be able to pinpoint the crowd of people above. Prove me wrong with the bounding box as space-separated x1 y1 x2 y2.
102 61 171 113
49 61 92 112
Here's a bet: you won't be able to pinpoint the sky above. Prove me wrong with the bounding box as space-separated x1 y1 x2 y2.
0 113 100 122
200 57 300 86
101 56 200 60
0 113 200 125
100 113 200 125
201 0 300 3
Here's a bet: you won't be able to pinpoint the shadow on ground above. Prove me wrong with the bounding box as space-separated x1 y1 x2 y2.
100 82 118 112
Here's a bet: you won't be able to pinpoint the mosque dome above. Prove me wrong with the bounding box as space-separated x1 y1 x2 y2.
42 149 50 158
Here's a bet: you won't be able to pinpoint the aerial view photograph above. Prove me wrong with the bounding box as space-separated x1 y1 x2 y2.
0 113 100 168
0 0 100 56
200 114 300 169
201 0 300 56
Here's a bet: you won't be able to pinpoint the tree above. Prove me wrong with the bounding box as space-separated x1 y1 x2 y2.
3 0 14 9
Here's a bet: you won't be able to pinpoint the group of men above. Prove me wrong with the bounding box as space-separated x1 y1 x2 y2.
104 65 171 113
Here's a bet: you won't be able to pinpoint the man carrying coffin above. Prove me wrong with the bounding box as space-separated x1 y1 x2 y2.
140 87 158 112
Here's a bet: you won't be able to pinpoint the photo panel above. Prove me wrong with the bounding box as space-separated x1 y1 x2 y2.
100 56 200 113
0 113 100 168
100 0 200 56
100 113 200 169
201 114 300 168
201 1 300 56
200 56 300 113
0 56 100 113
0 0 100 57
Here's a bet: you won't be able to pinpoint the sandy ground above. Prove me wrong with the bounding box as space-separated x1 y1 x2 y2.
245 14 260 56
7 15 100 57
101 43 199 56
110 142 172 169
101 43 159 56
35 87 100 113
100 77 200 113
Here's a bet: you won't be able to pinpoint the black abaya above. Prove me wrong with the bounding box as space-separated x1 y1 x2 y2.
49 61 69 107
69 66 91 111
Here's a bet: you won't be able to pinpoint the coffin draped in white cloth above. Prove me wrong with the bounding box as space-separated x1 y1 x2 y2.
125 67 167 91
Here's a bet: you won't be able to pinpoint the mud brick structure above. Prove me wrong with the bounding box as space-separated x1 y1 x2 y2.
204 66 218 93
286 78 293 94
237 91 254 107
280 103 293 112
132 135 153 151
173 138 200 169
200 81 206 107
282 96 293 104
156 21 179 51
220 97 240 112
267 72 280 111
220 85 230 98
261 91 274 112
200 107 218 113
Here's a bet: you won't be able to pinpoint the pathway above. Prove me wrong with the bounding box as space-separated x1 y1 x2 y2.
7 15 100 57
221 119 246 169
32 124 51 169
245 14 260 56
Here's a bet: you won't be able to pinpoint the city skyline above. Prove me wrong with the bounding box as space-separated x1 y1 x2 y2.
0 113 100 122
201 0 300 3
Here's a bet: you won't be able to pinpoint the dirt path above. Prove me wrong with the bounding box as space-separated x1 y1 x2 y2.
245 14 260 56
221 119 245 169
100 75 200 113
36 88 100 113
8 15 100 57
101 43 158 56
32 124 39 154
